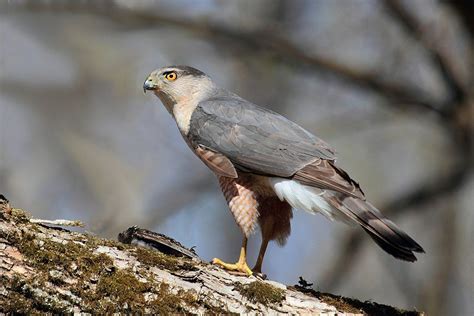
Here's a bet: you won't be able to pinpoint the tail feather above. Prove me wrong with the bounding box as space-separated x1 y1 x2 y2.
327 194 425 261
269 178 424 261
361 228 419 261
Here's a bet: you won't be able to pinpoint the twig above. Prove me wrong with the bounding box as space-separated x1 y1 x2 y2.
382 0 467 110
29 218 85 227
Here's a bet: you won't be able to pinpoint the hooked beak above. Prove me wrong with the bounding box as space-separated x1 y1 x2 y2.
143 77 158 93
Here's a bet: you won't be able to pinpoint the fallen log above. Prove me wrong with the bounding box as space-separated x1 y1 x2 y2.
0 197 422 315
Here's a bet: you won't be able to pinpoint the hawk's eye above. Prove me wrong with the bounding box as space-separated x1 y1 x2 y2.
164 72 177 81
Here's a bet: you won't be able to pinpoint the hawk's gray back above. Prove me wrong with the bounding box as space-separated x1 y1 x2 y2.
188 90 336 177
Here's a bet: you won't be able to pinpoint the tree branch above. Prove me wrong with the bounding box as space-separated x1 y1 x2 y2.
383 0 467 103
2 0 446 117
0 204 420 314
448 0 474 39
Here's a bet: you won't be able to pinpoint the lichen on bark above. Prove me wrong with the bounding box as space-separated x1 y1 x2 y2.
0 204 422 315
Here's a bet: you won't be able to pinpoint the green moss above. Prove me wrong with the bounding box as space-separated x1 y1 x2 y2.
68 269 147 313
199 297 237 315
315 292 421 316
9 208 31 223
234 281 285 305
2 231 117 314
292 286 422 316
84 234 132 251
18 234 87 271
16 230 116 274
1 275 70 314
2 273 212 315
134 247 194 272
148 283 198 314
78 275 198 314
135 247 177 269
94 269 149 312
1 277 37 314
314 292 363 314
1 216 228 314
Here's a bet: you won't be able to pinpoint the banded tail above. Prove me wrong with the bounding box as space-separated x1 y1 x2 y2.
270 178 425 261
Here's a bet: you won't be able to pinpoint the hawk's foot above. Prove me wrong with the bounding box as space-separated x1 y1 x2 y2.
252 268 267 280
212 257 253 276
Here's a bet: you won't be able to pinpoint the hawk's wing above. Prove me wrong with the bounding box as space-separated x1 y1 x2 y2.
189 96 335 175
188 96 364 199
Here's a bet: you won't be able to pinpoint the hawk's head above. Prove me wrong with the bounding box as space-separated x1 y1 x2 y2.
144 65 214 109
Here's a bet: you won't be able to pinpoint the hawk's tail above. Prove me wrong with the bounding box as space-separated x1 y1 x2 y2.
327 194 425 262
270 178 424 261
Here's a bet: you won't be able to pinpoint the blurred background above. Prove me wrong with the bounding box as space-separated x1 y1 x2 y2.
0 0 472 314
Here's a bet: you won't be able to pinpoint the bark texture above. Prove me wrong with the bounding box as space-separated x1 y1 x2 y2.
0 203 421 315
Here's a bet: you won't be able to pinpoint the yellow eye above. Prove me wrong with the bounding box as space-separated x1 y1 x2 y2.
165 72 177 81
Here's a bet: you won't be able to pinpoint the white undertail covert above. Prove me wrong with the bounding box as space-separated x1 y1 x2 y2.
269 178 338 220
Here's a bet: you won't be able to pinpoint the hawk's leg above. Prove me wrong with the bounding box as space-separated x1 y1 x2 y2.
252 236 269 274
214 175 259 276
212 236 253 276
253 196 293 275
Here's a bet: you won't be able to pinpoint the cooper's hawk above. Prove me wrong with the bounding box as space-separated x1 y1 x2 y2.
144 65 424 276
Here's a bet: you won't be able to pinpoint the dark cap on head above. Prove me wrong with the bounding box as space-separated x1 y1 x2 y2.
167 65 206 77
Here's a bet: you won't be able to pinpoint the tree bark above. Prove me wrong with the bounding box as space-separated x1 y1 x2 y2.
0 202 421 315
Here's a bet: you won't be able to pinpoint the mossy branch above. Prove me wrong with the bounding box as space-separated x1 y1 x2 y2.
0 202 422 315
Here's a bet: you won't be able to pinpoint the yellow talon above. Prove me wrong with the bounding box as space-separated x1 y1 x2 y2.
212 257 253 276
212 236 253 276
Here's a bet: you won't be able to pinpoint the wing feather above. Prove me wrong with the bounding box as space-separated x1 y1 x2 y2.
293 159 365 199
189 95 363 197
189 95 336 177
195 145 238 178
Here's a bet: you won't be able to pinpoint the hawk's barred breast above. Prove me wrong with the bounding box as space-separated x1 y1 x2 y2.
218 175 260 237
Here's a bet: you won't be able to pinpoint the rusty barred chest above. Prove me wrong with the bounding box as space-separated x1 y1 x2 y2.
217 174 277 236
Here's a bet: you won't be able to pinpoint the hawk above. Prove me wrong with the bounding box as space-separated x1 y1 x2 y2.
144 65 424 276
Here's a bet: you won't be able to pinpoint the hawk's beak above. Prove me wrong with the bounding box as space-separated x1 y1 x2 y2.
143 77 158 93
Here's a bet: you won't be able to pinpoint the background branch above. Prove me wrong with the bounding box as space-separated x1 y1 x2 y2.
320 163 471 290
383 0 467 107
3 0 447 117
